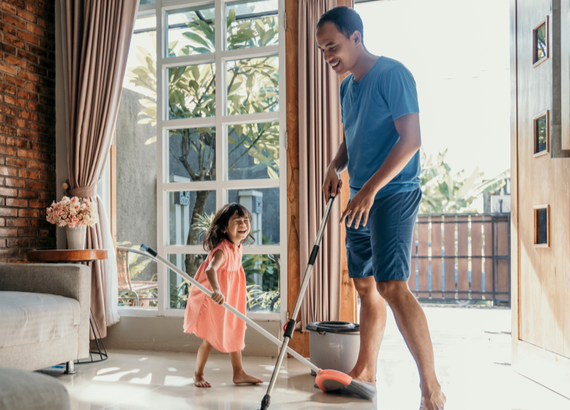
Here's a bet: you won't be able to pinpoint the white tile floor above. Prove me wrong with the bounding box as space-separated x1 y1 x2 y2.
42 307 570 410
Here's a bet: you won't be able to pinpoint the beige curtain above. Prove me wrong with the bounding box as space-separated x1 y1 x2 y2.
60 0 138 337
298 0 342 331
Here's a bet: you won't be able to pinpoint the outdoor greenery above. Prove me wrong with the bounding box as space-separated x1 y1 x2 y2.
127 9 280 283
419 149 509 214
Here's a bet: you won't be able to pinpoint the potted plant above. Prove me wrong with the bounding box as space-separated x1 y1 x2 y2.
46 196 99 249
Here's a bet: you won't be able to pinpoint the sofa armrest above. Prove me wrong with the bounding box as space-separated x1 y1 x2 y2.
0 263 91 358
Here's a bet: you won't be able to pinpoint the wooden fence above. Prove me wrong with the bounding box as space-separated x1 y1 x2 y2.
409 213 510 305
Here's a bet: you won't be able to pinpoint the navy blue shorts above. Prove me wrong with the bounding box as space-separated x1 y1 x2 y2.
345 188 421 282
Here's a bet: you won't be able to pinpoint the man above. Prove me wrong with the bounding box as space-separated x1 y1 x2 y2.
316 7 446 410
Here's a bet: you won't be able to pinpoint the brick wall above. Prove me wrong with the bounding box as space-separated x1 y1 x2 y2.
0 0 56 261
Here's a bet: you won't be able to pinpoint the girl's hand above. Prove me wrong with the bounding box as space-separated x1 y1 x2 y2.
210 289 225 305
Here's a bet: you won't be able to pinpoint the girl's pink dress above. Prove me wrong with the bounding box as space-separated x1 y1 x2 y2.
183 239 247 353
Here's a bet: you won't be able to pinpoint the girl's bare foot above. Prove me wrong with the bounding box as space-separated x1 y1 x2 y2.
233 371 263 385
194 371 212 388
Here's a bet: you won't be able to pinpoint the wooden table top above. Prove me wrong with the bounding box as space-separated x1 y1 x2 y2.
28 249 108 263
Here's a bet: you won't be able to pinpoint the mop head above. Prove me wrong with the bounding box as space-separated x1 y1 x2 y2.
315 369 376 401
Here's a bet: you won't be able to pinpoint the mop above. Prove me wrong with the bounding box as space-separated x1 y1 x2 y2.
136 197 376 409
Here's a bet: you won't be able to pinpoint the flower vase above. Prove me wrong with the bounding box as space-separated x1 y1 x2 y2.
66 225 87 250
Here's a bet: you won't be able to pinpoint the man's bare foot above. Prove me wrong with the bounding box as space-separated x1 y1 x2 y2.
420 389 446 410
347 368 375 384
194 372 212 388
233 371 263 385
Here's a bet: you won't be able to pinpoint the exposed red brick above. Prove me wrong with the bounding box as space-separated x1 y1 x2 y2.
5 178 26 188
6 218 27 227
0 146 17 156
0 187 18 197
0 228 18 236
8 239 29 247
30 219 48 228
16 9 36 24
29 199 47 208
3 34 25 50
18 169 39 179
5 116 26 128
28 180 47 190
17 148 38 159
18 189 38 199
0 104 18 116
6 198 27 207
3 55 25 69
25 23 44 37
0 208 18 217
0 167 18 177
17 70 38 82
19 209 39 218
5 74 25 87
18 228 38 237
3 14 25 30
0 3 18 14
7 137 29 148
1 22 18 37
0 62 17 75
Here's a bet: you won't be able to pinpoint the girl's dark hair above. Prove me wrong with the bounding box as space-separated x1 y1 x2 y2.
203 203 254 251
317 6 364 43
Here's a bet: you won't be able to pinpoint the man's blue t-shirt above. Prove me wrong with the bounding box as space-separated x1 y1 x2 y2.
340 56 421 199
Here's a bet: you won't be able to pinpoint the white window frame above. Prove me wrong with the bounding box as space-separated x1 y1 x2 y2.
119 0 287 325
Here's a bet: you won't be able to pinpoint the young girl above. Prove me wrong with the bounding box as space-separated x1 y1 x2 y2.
183 203 264 388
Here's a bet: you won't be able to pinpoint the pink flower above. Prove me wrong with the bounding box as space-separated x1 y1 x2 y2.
69 223 76 228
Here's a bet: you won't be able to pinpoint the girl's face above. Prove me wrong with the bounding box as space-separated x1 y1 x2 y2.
223 210 251 246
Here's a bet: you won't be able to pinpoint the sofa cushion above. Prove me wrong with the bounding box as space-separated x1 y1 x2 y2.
0 292 80 349
0 367 70 410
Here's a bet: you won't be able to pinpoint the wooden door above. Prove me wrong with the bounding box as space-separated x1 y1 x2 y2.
511 0 570 398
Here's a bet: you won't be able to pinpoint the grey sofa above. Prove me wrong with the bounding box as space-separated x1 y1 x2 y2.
0 263 90 371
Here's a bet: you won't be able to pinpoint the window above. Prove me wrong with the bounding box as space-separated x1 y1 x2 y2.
534 205 550 247
117 0 286 321
533 17 548 66
533 111 549 157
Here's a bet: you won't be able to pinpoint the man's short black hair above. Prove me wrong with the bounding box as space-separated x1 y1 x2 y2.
317 6 364 43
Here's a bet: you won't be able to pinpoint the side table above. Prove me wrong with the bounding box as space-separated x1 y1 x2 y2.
28 249 109 364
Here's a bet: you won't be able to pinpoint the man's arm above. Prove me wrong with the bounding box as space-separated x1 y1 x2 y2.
340 112 421 228
322 139 348 198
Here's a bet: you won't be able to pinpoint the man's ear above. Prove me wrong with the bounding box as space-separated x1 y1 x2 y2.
353 30 362 46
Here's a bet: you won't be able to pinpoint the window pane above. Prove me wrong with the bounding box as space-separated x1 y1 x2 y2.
243 253 280 312
168 190 216 245
536 208 548 245
117 247 158 308
228 122 279 180
168 64 216 119
117 15 157 308
226 0 279 50
167 6 215 57
227 57 278 115
140 0 155 5
228 188 279 245
534 22 547 63
169 128 216 182
168 253 207 309
535 115 547 153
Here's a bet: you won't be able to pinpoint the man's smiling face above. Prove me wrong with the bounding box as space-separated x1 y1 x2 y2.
316 21 361 76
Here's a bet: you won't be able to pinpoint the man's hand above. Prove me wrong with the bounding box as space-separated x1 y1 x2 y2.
210 289 225 305
322 165 343 199
340 187 375 228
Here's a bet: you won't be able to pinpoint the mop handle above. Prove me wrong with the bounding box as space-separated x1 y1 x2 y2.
137 245 320 374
